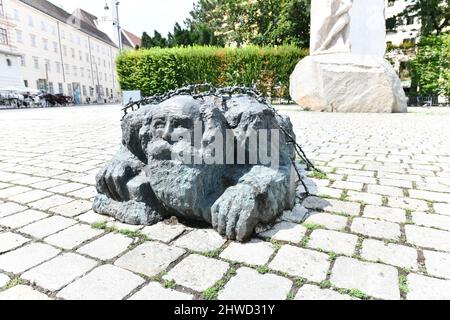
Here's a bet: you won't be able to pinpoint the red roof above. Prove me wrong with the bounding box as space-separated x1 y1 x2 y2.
123 29 141 47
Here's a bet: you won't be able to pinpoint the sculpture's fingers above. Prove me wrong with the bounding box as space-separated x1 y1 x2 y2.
211 204 219 230
235 212 257 242
105 166 121 201
225 203 240 240
111 165 130 201
217 200 232 236
95 167 110 196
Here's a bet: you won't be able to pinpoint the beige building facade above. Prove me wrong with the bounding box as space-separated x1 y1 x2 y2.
1 0 120 103
0 0 24 90
385 0 421 46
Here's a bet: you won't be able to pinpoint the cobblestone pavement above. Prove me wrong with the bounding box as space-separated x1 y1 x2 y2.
0 105 449 300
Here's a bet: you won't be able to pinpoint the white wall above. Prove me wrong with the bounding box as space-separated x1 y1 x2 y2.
0 52 24 89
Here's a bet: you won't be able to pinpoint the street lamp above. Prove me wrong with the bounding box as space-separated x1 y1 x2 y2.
104 1 122 49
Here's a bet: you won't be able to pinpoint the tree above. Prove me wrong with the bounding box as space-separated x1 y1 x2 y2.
141 32 152 49
268 0 311 47
410 33 450 97
186 0 311 47
140 0 311 48
396 0 450 36
172 23 193 46
151 31 167 48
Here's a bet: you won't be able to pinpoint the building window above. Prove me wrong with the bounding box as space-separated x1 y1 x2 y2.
73 66 77 76
80 67 84 77
61 30 65 39
71 48 75 58
403 38 416 45
58 83 64 94
63 45 67 56
37 79 47 92
13 9 20 21
24 80 28 88
65 64 70 75
53 41 58 53
6 58 12 67
55 62 61 73
28 15 34 27
0 0 4 17
86 53 89 62
67 84 73 96
388 0 395 7
51 26 56 36
407 17 415 25
79 50 83 61
48 82 54 94
386 17 396 31
43 38 48 50
82 85 87 97
41 21 46 32
0 28 8 45
16 30 23 43
30 34 36 47
33 57 39 69
19 55 26 67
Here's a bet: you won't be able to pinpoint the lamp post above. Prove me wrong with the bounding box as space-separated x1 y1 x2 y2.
104 1 122 49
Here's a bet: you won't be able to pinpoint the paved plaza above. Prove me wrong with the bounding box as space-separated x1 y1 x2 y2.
0 104 449 300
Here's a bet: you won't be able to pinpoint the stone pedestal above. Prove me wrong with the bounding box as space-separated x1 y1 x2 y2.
289 54 407 113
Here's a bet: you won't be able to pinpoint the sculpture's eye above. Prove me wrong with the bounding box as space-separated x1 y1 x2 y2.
154 120 165 129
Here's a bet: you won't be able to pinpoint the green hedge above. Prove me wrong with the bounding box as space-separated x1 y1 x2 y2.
116 46 308 99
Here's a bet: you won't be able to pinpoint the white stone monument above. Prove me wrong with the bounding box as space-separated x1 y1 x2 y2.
290 0 407 113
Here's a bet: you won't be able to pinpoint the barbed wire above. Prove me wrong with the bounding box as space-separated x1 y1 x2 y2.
122 84 323 198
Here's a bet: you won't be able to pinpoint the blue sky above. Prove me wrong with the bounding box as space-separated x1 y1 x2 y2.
49 0 195 37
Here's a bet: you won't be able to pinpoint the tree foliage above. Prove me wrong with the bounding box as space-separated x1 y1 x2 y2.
409 33 450 96
140 0 310 48
188 0 311 47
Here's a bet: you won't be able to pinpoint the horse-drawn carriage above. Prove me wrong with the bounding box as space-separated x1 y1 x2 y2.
0 88 74 109
40 94 74 107
0 91 24 108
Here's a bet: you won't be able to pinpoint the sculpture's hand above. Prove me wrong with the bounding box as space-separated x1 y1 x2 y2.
211 184 258 242
96 148 145 202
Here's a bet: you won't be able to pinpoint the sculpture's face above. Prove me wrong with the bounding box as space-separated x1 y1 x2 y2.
146 99 201 160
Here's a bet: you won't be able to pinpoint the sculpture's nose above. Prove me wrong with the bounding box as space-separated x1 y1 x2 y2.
162 122 173 142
